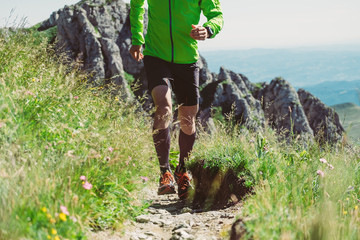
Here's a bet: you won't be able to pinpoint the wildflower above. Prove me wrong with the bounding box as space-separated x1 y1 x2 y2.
32 78 36 82
47 235 51 239
51 228 57 235
82 181 85 185
141 176 149 182
108 147 114 152
319 158 327 164
346 198 349 201
54 236 60 240
115 97 119 101
355 206 358 210
343 210 348 215
74 96 79 99
41 207 47 213
59 212 67 222
45 145 49 150
133 163 136 167
316 170 325 177
60 205 69 215
79 175 86 181
82 181 93 190
50 218 56 224
328 164 334 170
46 213 52 219
70 216 77 222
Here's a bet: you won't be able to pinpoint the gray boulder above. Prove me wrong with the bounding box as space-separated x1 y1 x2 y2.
256 77 314 140
297 88 344 144
200 67 265 131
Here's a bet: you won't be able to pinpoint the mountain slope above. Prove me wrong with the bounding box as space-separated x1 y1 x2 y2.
332 103 360 142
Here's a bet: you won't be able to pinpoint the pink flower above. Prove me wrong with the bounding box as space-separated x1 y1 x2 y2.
319 158 327 164
133 163 136 167
79 175 86 181
82 181 93 190
317 170 325 177
70 216 77 222
328 164 334 170
74 96 79 99
140 176 149 182
60 205 69 215
45 145 49 150
108 147 114 153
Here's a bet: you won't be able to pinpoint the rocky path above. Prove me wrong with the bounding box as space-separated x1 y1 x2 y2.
91 182 243 240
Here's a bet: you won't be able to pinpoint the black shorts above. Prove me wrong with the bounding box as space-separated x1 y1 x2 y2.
144 55 200 106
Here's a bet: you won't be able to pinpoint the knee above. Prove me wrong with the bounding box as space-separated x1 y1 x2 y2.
157 104 172 115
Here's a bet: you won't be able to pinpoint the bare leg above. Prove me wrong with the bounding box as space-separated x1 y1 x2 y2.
152 85 172 171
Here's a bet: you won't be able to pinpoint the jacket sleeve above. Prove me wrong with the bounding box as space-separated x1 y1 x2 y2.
201 0 224 39
130 0 146 45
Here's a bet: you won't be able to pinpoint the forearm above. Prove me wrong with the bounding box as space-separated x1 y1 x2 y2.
130 0 146 45
201 0 224 39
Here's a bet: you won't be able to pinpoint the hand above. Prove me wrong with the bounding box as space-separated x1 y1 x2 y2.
129 45 144 62
190 24 208 41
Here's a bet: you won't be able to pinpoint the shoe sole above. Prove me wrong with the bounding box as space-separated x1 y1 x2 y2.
157 184 176 195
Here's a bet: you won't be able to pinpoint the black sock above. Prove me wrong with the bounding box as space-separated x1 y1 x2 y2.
178 129 196 171
153 127 171 174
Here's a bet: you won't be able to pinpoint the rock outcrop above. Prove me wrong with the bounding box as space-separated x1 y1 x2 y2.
297 88 344 144
38 0 344 144
255 78 314 141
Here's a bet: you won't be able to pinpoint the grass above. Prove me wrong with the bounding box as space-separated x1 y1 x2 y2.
1 27 360 240
0 29 158 239
191 119 360 239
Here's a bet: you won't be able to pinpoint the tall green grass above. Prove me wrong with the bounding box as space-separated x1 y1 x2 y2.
192 120 360 239
0 29 157 239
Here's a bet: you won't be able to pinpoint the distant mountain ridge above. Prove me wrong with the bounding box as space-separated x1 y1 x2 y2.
201 48 360 106
301 80 360 106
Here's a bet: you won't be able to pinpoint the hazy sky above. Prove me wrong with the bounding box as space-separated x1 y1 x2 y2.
1 0 360 50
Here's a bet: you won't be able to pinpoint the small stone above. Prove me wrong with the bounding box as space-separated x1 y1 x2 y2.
145 231 156 236
173 223 191 231
135 215 151 223
181 207 192 214
137 233 148 240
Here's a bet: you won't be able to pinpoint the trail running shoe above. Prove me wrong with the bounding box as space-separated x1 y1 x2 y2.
157 171 176 195
175 166 192 200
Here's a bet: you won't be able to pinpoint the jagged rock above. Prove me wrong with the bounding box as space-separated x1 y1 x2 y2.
298 88 344 144
256 77 314 141
39 0 135 99
200 67 265 131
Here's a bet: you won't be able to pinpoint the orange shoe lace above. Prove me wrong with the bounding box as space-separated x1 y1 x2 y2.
161 171 174 186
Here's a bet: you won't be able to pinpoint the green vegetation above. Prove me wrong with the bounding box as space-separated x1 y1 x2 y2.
333 103 360 144
0 29 157 239
1 28 360 240
192 121 360 239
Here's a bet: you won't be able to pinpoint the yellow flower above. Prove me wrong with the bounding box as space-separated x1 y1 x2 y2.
82 181 85 185
46 213 52 219
32 78 36 82
115 97 119 101
50 218 56 224
59 212 67 222
355 206 358 210
47 235 51 239
51 228 57 235
343 211 348 215
346 198 349 201
54 236 60 240
41 207 47 213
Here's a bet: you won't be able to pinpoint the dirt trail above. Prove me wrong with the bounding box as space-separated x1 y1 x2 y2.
91 182 242 240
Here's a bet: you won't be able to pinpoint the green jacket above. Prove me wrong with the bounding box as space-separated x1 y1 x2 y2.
130 0 223 64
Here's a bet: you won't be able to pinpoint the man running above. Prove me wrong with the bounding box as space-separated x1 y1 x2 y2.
129 0 223 200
